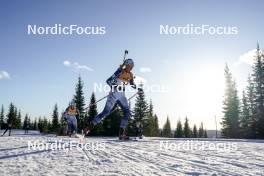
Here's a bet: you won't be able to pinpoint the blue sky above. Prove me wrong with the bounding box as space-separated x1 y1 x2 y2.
0 0 264 129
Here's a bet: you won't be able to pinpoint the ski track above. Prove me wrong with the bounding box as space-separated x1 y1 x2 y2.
0 135 264 176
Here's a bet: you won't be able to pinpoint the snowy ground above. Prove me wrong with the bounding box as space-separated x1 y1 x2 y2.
0 133 264 176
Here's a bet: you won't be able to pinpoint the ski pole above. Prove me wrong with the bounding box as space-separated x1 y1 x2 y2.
85 94 109 110
128 91 138 101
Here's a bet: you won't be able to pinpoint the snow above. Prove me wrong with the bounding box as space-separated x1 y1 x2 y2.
0 133 264 176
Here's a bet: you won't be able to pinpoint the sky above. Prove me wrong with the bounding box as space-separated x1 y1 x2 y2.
0 0 264 130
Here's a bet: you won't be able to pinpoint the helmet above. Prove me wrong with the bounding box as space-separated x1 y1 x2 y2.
124 58 134 67
70 101 76 107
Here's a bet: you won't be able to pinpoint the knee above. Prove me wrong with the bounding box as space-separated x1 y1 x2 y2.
123 108 130 118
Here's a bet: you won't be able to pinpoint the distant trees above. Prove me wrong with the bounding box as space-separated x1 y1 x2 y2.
174 120 183 138
0 105 4 129
51 104 59 133
172 118 207 138
162 117 172 137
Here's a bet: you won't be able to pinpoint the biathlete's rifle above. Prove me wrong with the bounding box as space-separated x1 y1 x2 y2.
85 50 129 110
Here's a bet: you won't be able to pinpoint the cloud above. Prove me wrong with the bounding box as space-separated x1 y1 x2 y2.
237 49 263 66
0 70 10 80
140 67 152 73
63 60 94 72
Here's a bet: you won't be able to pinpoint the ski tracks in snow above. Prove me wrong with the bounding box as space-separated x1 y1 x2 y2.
0 136 264 175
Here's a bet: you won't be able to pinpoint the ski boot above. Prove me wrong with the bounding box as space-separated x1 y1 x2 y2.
83 122 94 136
119 128 129 140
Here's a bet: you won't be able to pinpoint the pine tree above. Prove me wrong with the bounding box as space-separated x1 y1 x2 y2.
103 104 122 136
7 103 16 126
246 75 257 138
87 92 102 135
73 76 86 132
174 119 183 138
204 129 208 138
144 100 156 136
38 117 43 132
183 117 191 138
33 119 37 130
153 114 160 137
16 110 22 129
42 117 49 133
221 64 240 138
0 105 4 129
240 91 251 138
198 122 204 138
252 44 264 138
133 87 148 133
162 116 172 137
13 107 18 128
192 124 198 138
23 114 29 130
51 104 59 133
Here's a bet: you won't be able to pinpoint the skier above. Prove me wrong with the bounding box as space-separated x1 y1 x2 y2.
84 58 141 140
25 123 29 134
63 101 79 137
1 122 12 136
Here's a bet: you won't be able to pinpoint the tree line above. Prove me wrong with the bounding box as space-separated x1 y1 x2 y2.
1 76 208 138
222 44 264 139
161 116 207 138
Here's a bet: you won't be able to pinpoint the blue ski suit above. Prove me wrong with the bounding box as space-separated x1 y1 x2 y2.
92 67 136 128
64 106 79 134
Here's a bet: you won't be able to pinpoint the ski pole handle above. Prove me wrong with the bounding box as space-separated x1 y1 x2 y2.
123 50 128 62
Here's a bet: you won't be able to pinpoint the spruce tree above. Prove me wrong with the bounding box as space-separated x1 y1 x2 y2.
7 103 16 126
33 119 37 130
87 92 101 135
73 76 86 132
204 129 208 138
246 75 257 138
252 44 264 138
103 104 122 136
23 114 29 130
51 104 59 133
144 100 156 136
13 107 18 128
38 117 43 132
221 64 240 138
153 114 160 137
183 117 191 138
240 91 250 138
133 87 148 134
174 119 183 138
42 117 48 133
162 116 172 137
198 122 204 138
192 124 198 138
16 110 22 129
0 105 4 129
